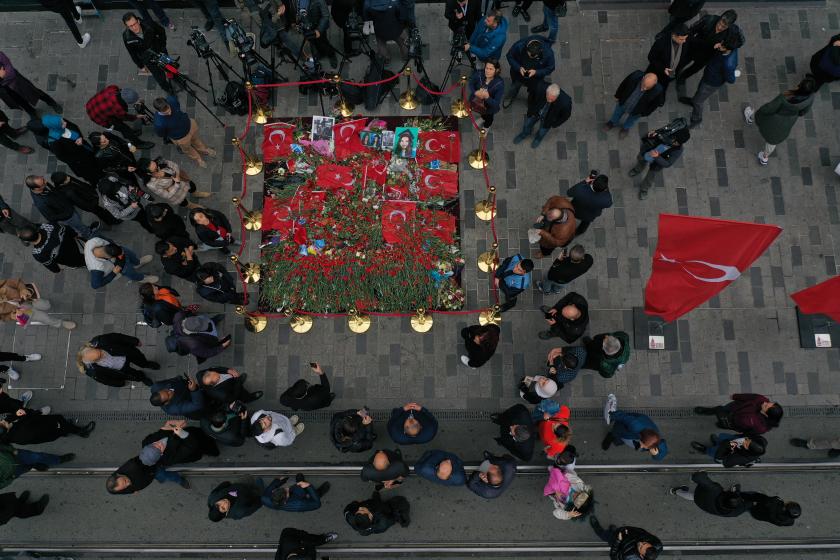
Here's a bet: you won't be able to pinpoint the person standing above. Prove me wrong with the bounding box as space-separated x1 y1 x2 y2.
208 480 264 522
539 403 572 460
533 195 575 257
139 283 183 327
504 37 555 106
38 0 91 48
26 175 100 241
567 174 612 235
89 131 141 185
545 345 586 388
250 409 304 448
0 110 35 155
387 402 439 445
493 254 533 311
809 34 840 89
536 245 593 296
659 0 705 38
513 82 572 148
669 471 748 517
140 158 212 208
153 96 216 167
466 10 509 63
330 408 376 453
740 493 801 526
85 86 154 148
17 224 85 274
544 466 593 521
445 0 481 39
603 71 664 139
0 443 75 489
263 474 330 512
629 126 690 200
675 9 744 97
361 449 409 490
602 394 668 460
588 517 663 560
149 375 208 419
195 262 245 305
344 490 411 535
0 52 63 117
279 362 336 411
0 352 41 385
790 435 840 458
363 0 412 62
50 171 121 227
743 76 817 166
468 60 505 129
155 237 201 281
0 195 34 237
28 117 101 185
467 451 517 499
196 367 263 406
189 209 233 252
414 450 467 486
530 0 565 44
76 333 159 387
583 332 630 379
275 528 339 560
693 393 783 435
96 174 155 234
0 412 95 445
645 24 691 93
170 312 231 363
680 37 739 127
491 403 535 461
0 278 76 330
539 291 589 341
146 203 190 241
126 0 175 31
122 13 172 93
460 323 500 368
84 238 157 288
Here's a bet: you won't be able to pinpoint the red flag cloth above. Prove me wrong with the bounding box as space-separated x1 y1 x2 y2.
419 168 459 199
262 197 294 233
381 201 416 244
384 182 410 200
791 276 840 321
419 209 457 243
365 157 390 186
416 130 460 164
262 122 295 161
644 214 782 322
332 118 367 160
316 164 356 191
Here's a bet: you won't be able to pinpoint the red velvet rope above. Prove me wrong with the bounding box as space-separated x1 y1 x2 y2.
411 72 463 96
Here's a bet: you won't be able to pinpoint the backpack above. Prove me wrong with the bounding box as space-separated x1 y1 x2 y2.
218 81 248 115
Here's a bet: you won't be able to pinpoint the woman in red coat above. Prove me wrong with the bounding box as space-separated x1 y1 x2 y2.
539 404 572 459
694 394 783 435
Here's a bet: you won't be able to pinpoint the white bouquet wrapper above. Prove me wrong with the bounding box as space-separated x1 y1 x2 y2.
527 228 542 244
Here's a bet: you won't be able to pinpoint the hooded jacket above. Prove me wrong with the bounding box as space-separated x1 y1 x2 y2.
468 15 509 61
690 471 747 517
755 92 814 145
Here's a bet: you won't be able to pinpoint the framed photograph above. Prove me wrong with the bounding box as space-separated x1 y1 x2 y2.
360 130 382 149
380 130 395 151
311 116 335 142
393 126 418 159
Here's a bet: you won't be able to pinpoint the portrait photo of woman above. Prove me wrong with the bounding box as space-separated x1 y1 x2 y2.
393 127 418 159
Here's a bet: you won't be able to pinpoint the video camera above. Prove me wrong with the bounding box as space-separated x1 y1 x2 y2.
297 10 318 40
145 50 180 70
345 11 363 41
187 26 213 58
451 25 468 58
225 18 255 54
648 117 688 146
406 27 423 60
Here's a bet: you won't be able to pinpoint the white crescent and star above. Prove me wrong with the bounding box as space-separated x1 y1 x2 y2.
388 210 407 224
424 174 440 190
659 253 741 283
424 139 441 152
267 129 286 147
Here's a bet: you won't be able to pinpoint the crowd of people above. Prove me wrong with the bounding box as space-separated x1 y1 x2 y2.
1 0 839 557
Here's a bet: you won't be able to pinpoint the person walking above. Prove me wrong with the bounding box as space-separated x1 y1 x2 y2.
536 245 593 295
588 517 663 560
275 528 339 560
694 393 783 435
122 13 172 93
0 110 35 155
468 60 505 129
790 434 840 458
76 332 159 387
532 195 575 258
583 331 631 379
567 174 612 236
679 36 739 127
513 82 572 148
138 283 184 327
153 96 216 167
17 224 85 274
809 33 840 89
530 0 565 44
0 52 63 117
669 471 748 517
460 323 500 368
279 362 336 411
140 158 212 208
645 24 691 94
0 412 95 445
740 492 801 526
743 76 818 166
493 254 533 311
602 71 664 138
38 0 92 48
170 312 231 363
0 443 74 490
538 291 589 341
0 351 41 385
414 449 467 486
691 433 767 467
208 480 264 522
250 409 304 448
629 125 690 199
0 195 34 237
0 278 76 330
84 237 157 288
344 490 411 535
602 394 668 461
658 0 705 38
26 175 100 240
387 402 438 445
85 86 154 148
0 490 50 526
503 36 555 106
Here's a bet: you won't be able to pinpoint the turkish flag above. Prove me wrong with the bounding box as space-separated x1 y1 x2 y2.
384 182 410 200
419 168 458 200
644 214 782 322
791 276 840 321
381 201 416 244
365 157 390 186
262 122 295 161
417 130 460 164
316 164 356 191
262 197 294 233
333 118 367 160
419 209 457 243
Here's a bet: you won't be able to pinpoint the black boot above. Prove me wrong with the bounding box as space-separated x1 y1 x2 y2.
601 433 614 451
789 438 809 448
316 482 331 497
694 406 715 415
691 441 707 453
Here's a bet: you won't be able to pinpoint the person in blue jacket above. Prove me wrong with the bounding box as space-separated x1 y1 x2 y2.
466 450 517 499
466 10 508 62
504 35 555 106
468 60 505 129
387 402 438 445
149 375 208 420
262 473 330 512
601 394 668 461
680 35 740 126
414 450 467 486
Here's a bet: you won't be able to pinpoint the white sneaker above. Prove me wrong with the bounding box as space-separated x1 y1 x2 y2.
460 355 472 367
20 391 33 407
26 353 42 361
136 255 154 269
140 275 159 284
289 415 300 425
7 369 20 381
74 5 83 20
757 151 769 166
78 33 91 49
39 406 51 415
62 320 77 330
743 106 754 124
363 21 374 36
293 422 305 435
604 393 617 424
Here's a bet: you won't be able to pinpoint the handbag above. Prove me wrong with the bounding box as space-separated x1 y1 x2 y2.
555 1 567 17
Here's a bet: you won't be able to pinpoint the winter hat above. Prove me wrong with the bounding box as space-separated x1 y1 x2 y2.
119 88 140 104
138 443 163 466
182 315 212 334
535 377 558 399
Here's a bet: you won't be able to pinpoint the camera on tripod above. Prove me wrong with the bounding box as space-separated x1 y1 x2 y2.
345 11 364 40
406 27 423 60
187 27 213 58
297 10 318 40
225 18 255 54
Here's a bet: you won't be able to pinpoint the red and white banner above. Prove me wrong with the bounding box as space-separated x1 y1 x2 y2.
791 275 840 321
316 164 356 191
381 201 416 244
644 214 782 322
262 122 295 161
332 118 367 160
416 130 460 164
419 168 458 200
419 209 457 243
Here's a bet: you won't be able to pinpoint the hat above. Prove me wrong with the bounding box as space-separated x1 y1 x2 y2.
138 443 163 466
182 315 212 334
535 377 558 398
208 507 225 522
119 88 140 104
478 459 492 473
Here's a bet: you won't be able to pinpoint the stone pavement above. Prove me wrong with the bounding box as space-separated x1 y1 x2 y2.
0 1 839 417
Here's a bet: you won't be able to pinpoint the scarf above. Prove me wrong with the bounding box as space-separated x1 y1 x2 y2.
155 288 182 308
205 221 229 240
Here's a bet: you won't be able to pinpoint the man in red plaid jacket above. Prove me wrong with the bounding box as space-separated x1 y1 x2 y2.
85 85 154 149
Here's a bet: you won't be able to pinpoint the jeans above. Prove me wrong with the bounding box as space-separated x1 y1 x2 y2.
608 103 640 130
519 116 549 140
126 0 170 27
118 248 145 281
13 448 63 477
154 466 185 485
540 278 565 294
187 0 226 42
690 81 719 123
60 209 97 240
542 4 559 43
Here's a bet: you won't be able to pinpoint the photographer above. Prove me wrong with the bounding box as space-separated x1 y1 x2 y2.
468 60 505 129
139 157 212 208
331 0 364 56
85 86 154 149
89 131 141 186
97 173 156 234
271 0 338 69
363 0 415 62
629 123 690 200
201 402 251 447
445 0 481 40
122 12 172 94
503 35 555 107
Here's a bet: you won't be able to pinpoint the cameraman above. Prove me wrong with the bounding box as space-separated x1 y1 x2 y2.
85 86 154 150
363 0 415 62
629 124 690 200
503 35 555 107
445 0 481 41
331 0 364 56
271 0 338 69
121 12 173 94
466 10 508 63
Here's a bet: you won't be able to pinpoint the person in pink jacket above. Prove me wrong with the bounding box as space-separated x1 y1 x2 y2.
543 466 593 521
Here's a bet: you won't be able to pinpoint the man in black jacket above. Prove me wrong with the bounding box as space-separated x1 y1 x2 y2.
539 291 589 342
603 71 664 139
276 528 339 560
740 492 801 526
669 471 748 517
466 450 516 499
331 408 376 453
25 175 99 240
274 0 338 68
445 0 481 40
513 82 572 148
646 24 690 93
208 480 264 522
147 203 189 240
156 237 200 281
659 0 705 37
0 412 94 445
78 332 159 387
566 173 612 235
503 36 556 107
50 171 120 226
675 9 744 98
361 449 409 490
629 125 690 199
589 517 663 560
194 262 245 304
344 490 410 535
0 491 50 526
491 403 534 461
122 12 172 93
139 420 219 471
201 404 250 447
537 244 593 295
196 367 263 405
18 223 85 274
280 362 335 411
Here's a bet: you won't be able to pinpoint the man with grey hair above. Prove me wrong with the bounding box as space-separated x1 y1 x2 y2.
603 71 665 139
583 331 630 378
536 244 593 294
514 81 572 148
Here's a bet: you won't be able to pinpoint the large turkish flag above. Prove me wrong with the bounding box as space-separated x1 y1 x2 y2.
262 122 295 161
332 118 367 160
416 130 460 164
316 164 356 191
791 276 840 321
644 214 782 322
381 201 417 244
